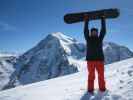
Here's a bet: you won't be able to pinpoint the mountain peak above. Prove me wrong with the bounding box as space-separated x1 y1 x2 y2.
47 32 77 43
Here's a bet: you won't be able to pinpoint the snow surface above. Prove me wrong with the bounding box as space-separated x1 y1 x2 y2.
0 58 133 100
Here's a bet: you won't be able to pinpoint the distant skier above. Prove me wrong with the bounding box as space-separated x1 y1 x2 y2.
83 15 106 93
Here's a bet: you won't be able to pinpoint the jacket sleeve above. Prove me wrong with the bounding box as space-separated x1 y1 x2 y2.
84 20 90 41
99 18 106 41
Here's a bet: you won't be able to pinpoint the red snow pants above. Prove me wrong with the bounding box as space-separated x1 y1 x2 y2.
87 61 106 92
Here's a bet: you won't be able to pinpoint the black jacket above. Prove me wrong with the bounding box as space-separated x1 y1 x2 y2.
84 18 106 61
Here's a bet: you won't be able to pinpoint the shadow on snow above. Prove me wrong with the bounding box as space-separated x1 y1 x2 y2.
80 91 123 100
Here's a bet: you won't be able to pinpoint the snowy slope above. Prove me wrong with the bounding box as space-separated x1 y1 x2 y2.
0 58 133 100
0 53 17 90
4 32 133 90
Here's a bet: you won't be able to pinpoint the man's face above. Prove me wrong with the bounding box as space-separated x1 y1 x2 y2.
91 30 98 37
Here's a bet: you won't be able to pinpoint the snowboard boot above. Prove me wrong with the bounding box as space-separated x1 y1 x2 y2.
88 90 94 95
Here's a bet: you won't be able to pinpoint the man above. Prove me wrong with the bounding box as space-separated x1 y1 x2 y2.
83 15 106 93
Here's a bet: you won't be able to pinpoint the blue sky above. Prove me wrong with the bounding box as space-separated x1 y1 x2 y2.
0 0 133 53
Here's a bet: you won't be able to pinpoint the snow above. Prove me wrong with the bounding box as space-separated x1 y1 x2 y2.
0 53 17 58
103 42 133 64
0 60 14 90
0 53 17 90
0 58 133 100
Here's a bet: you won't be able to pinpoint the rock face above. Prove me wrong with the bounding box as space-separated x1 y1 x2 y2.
4 32 133 90
0 53 17 90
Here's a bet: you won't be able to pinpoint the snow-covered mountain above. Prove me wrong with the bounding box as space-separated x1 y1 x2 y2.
0 52 17 58
4 32 82 89
0 58 133 100
0 53 17 90
4 32 133 90
103 42 133 64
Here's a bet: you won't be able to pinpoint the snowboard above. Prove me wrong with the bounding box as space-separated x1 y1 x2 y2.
64 8 120 24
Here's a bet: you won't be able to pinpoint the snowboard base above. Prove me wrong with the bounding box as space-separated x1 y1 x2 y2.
64 8 120 24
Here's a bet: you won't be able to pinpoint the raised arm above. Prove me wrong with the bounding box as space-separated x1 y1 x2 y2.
99 16 106 41
84 15 90 41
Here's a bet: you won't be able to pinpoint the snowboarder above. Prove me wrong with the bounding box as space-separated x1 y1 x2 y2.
83 15 106 93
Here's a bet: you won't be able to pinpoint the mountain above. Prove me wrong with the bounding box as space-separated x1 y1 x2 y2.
103 42 133 64
0 58 133 100
0 53 17 90
3 32 133 90
0 52 17 58
4 32 83 89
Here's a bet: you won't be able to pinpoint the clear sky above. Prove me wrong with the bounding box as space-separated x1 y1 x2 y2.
0 0 133 53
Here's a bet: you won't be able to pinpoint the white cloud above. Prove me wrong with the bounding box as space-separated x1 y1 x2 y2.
0 21 17 31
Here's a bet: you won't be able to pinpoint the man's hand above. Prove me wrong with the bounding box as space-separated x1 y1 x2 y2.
83 14 89 21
